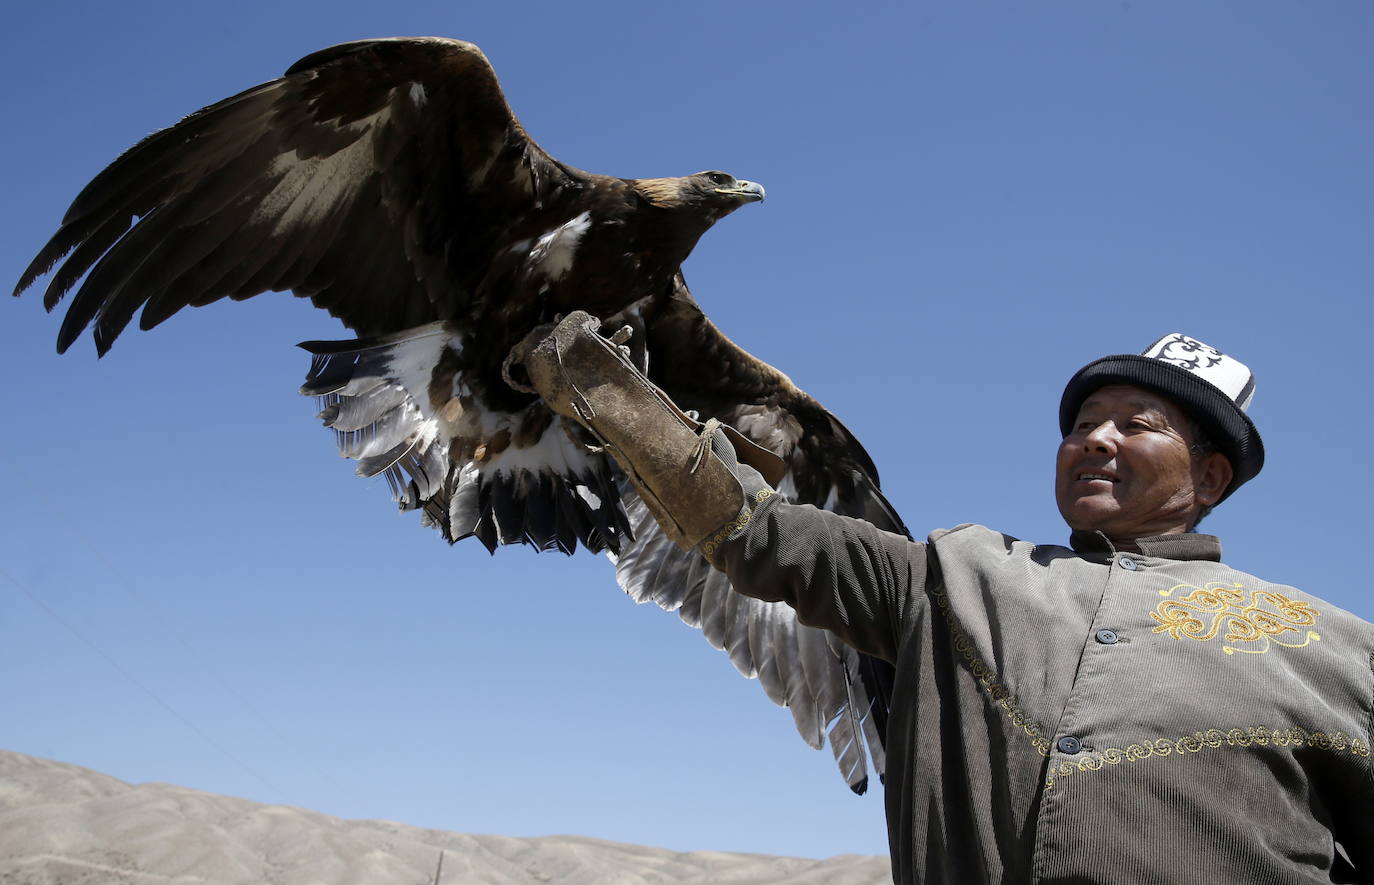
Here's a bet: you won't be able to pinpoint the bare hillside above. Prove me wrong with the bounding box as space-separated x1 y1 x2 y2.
0 751 889 884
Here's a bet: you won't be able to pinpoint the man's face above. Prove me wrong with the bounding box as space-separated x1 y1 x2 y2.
1055 384 1228 542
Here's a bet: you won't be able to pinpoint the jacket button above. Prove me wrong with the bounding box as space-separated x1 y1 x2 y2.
1118 555 1139 570
1057 736 1083 754
1095 629 1120 645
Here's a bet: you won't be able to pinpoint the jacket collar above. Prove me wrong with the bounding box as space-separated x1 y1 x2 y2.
1068 530 1222 562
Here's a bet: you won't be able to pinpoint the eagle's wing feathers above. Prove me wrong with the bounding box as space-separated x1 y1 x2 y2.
607 461 887 794
605 279 907 793
16 37 584 355
612 489 827 744
630 279 908 539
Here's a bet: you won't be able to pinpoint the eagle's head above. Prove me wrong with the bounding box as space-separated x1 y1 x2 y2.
632 171 766 223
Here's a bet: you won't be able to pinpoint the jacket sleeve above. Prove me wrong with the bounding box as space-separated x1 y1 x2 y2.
710 493 926 664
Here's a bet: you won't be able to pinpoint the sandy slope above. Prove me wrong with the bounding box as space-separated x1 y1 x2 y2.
0 751 890 884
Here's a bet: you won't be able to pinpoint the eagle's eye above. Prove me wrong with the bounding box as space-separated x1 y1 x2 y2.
703 171 733 186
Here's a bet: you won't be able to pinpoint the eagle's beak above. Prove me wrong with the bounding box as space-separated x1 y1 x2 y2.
716 180 766 203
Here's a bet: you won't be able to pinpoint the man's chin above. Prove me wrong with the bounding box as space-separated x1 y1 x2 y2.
1059 500 1123 535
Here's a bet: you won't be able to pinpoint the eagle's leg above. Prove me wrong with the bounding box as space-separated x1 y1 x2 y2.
508 311 781 555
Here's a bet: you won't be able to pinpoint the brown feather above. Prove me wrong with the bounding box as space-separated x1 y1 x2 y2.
630 177 691 208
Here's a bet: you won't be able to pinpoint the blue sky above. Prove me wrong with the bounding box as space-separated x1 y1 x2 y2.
2 0 1370 861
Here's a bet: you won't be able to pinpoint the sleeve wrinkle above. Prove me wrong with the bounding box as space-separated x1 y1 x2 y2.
718 498 923 662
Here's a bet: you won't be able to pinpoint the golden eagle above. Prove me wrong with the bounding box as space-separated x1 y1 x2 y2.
14 37 906 793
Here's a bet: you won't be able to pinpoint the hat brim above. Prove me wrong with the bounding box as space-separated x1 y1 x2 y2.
1059 355 1264 503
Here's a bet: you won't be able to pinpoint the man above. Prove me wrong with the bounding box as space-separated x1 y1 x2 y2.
515 319 1373 883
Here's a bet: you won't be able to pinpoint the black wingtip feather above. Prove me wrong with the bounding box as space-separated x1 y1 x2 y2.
300 352 363 395
524 475 557 551
16 229 79 301
472 512 499 555
490 475 524 546
553 483 587 555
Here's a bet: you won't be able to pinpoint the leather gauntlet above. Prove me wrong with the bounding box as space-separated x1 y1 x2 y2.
507 311 784 554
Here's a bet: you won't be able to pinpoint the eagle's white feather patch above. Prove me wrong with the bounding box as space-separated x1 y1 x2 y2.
339 324 456 461
381 326 452 407
481 415 599 478
526 211 592 281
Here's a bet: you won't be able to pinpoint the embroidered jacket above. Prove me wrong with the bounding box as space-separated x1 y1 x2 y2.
714 501 1374 884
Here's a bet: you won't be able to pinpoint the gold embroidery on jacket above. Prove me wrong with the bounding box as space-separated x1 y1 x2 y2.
700 489 773 558
1044 726 1370 788
1149 581 1321 655
930 584 1053 757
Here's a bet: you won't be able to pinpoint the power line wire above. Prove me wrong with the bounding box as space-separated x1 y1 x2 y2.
0 565 283 797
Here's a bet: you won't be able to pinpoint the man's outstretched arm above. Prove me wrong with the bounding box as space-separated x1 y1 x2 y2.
511 311 924 663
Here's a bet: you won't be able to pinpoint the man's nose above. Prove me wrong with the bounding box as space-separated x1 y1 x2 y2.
1082 421 1119 453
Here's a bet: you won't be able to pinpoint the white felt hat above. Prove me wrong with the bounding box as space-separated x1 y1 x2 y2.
1059 334 1264 502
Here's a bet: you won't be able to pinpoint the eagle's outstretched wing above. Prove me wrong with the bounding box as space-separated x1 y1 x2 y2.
15 37 584 355
300 276 904 792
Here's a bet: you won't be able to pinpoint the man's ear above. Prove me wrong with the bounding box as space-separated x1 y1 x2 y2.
1194 452 1234 507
